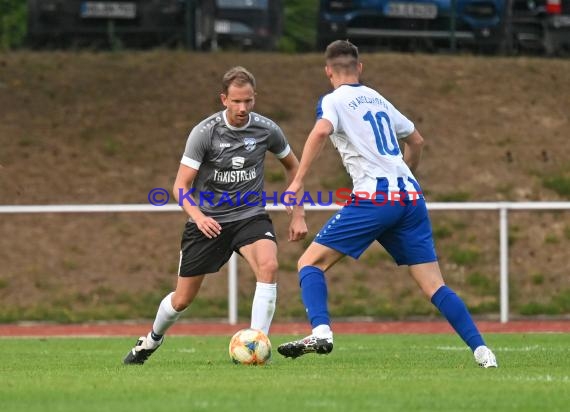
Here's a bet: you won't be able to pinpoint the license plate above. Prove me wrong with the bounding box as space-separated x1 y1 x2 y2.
386 2 438 19
80 2 137 19
215 20 232 34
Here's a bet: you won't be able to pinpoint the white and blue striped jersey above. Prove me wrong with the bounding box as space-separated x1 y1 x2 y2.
317 83 422 197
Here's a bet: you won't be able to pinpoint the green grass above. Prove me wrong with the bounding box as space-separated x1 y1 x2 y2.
518 289 570 316
1 334 569 412
542 175 570 198
448 246 481 266
433 191 471 202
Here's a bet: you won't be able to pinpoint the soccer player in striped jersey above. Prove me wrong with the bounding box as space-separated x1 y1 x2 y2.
277 40 497 368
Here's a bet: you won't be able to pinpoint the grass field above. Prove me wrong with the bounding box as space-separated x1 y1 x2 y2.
2 333 569 412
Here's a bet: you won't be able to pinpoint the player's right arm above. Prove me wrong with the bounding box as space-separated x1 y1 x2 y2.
285 118 333 201
175 119 222 238
173 164 221 239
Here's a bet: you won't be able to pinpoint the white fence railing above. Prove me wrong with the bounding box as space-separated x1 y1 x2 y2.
2 202 569 324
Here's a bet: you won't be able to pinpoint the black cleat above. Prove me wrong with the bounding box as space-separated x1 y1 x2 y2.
277 335 333 359
123 335 163 365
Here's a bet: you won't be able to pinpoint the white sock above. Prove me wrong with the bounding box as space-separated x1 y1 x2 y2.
312 324 333 339
250 282 277 335
151 292 185 337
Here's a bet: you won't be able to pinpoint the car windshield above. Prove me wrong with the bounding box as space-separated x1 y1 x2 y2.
216 0 268 10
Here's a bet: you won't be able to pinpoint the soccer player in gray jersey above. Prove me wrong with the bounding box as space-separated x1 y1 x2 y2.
124 66 307 365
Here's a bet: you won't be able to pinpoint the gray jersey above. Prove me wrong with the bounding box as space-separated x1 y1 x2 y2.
180 110 291 223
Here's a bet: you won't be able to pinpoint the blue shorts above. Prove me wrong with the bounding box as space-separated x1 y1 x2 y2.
314 198 437 265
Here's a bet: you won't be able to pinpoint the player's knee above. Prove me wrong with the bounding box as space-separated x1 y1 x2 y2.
297 259 326 272
171 294 191 312
172 301 189 312
258 259 278 279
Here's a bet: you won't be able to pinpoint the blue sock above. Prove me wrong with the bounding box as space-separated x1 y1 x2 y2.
299 266 330 328
431 285 485 352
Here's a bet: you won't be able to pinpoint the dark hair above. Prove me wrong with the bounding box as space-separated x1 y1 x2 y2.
325 40 359 73
222 66 256 94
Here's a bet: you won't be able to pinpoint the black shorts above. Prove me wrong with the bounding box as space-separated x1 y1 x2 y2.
178 213 277 277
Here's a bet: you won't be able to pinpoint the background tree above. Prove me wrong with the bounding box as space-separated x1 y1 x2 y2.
0 0 27 50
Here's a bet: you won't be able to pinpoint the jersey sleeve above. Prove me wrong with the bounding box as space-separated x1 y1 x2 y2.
180 125 210 170
389 104 415 139
267 123 291 159
316 93 338 131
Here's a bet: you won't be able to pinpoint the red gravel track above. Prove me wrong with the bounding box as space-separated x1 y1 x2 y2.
0 320 569 337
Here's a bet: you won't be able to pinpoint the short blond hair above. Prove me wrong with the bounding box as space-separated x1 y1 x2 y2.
222 66 256 94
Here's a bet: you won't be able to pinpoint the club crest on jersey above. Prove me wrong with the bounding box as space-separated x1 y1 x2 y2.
232 157 245 169
243 137 256 152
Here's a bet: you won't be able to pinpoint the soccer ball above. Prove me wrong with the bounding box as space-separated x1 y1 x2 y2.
229 328 272 365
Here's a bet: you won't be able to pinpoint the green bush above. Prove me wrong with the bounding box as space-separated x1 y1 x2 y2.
279 0 319 52
0 0 27 50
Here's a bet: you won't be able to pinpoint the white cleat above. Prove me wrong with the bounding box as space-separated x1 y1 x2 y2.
474 345 498 368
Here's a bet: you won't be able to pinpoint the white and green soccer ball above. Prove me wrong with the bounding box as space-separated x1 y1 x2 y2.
229 328 272 365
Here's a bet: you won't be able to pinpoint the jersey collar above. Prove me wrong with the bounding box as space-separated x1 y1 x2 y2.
222 110 252 130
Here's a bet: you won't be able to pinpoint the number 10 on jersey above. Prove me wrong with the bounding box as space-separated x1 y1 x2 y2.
363 111 400 156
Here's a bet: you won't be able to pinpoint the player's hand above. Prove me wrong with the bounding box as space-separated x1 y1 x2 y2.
195 215 222 239
283 181 302 215
288 215 308 242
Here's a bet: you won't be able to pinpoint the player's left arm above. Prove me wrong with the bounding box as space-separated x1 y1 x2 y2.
278 151 308 242
400 129 424 174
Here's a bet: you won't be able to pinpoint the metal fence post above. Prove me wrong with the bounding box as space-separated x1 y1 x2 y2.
500 205 509 323
185 0 195 50
228 252 238 325
450 0 457 52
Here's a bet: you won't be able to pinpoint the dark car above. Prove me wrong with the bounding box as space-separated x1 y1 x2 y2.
27 0 192 48
316 0 507 52
26 0 282 50
204 0 283 50
509 0 570 55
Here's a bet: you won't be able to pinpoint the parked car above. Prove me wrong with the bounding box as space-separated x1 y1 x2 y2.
316 0 507 52
509 0 570 55
203 0 283 50
26 0 282 50
27 0 191 48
